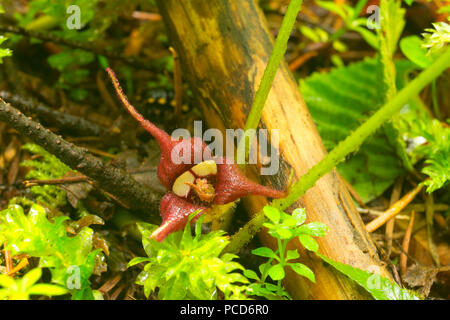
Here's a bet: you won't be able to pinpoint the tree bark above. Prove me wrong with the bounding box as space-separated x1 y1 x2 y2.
156 0 392 299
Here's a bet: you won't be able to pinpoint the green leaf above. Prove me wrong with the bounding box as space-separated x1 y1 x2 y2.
130 215 249 300
275 227 293 240
405 119 450 192
28 284 68 296
127 257 151 268
280 212 298 227
22 268 42 288
296 222 329 237
301 58 418 202
288 262 316 283
268 264 285 281
352 26 379 50
298 234 319 252
263 205 280 223
291 208 306 226
400 36 432 68
243 269 260 281
251 247 278 259
316 1 348 20
317 253 421 300
285 249 300 261
0 274 16 288
0 204 100 299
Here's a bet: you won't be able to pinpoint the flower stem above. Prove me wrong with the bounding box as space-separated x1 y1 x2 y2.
225 46 450 254
237 0 303 166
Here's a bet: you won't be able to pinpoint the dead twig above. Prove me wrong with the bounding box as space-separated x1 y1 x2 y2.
400 210 415 278
98 274 122 296
386 177 403 256
288 51 318 71
6 257 29 277
425 193 441 267
366 184 423 233
23 175 90 187
4 246 12 274
0 91 109 137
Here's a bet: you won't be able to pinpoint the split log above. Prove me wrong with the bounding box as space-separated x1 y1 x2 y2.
156 0 392 299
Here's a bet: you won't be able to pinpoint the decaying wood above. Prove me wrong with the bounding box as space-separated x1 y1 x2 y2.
156 0 392 299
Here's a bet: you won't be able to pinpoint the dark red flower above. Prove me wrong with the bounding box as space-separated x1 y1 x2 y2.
106 68 286 241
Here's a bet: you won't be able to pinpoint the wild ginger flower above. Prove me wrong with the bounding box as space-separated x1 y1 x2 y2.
106 68 286 241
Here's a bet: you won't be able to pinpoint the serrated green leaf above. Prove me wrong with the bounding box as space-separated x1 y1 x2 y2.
130 214 249 300
317 253 421 300
301 58 419 202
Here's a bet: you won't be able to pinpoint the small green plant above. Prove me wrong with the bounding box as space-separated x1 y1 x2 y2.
0 268 68 300
0 5 12 63
244 206 328 300
128 214 250 300
422 21 450 55
0 203 102 300
0 35 12 63
404 118 450 192
315 0 378 49
21 143 71 207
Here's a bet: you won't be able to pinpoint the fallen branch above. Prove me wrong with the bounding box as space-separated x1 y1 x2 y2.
0 98 160 218
0 91 109 137
365 184 423 233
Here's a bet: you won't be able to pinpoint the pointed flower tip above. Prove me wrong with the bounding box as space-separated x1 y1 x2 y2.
152 193 207 242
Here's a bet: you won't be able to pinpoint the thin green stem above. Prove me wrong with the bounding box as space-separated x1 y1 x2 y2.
237 0 303 167
353 0 369 19
431 79 441 120
224 46 450 254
